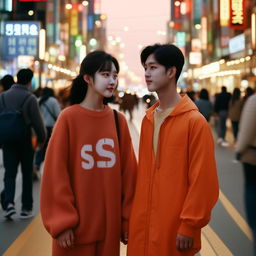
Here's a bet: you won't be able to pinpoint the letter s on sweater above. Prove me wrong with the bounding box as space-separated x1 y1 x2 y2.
81 138 116 170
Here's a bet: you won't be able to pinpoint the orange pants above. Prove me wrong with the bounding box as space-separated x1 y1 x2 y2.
52 239 120 256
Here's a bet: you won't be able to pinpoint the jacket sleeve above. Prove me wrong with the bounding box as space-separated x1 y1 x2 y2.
118 113 137 233
236 96 256 153
40 112 79 238
178 117 219 238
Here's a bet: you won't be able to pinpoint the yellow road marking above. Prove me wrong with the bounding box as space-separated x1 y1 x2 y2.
219 190 253 241
200 229 217 256
202 225 233 256
3 215 51 256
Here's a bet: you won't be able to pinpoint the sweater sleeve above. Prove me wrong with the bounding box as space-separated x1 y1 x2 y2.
178 117 219 238
40 111 79 238
118 113 137 233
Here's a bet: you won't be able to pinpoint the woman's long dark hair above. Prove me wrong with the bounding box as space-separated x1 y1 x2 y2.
69 51 119 105
231 88 241 105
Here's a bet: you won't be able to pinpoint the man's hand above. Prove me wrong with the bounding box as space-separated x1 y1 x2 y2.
57 229 75 249
121 231 128 245
176 233 193 251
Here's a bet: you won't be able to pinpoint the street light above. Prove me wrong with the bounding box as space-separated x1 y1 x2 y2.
65 4 72 10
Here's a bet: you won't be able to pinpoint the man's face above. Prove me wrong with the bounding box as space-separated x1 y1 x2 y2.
93 62 118 98
143 54 169 92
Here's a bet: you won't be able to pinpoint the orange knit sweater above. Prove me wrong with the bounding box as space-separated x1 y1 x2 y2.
40 105 137 245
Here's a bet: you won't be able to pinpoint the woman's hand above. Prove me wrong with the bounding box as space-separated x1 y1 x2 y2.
176 233 193 251
121 231 128 245
57 229 75 249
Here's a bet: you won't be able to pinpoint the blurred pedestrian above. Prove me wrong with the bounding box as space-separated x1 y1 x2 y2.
228 88 243 141
235 93 256 255
243 86 254 102
119 92 137 121
0 75 15 92
33 87 61 180
186 90 196 102
0 68 46 219
128 44 219 256
40 51 137 256
214 86 231 147
195 88 213 122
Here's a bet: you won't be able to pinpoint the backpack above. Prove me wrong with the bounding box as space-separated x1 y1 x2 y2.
0 93 31 144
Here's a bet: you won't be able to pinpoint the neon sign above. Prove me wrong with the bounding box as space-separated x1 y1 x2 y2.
230 0 246 29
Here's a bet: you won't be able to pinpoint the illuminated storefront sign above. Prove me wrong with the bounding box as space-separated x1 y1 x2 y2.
201 16 207 50
229 34 245 54
189 52 202 65
171 0 182 29
193 0 201 25
2 22 39 59
220 0 230 26
94 0 101 14
176 32 186 47
230 0 246 29
70 9 78 36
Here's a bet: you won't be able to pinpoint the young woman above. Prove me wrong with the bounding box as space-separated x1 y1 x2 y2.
40 51 137 256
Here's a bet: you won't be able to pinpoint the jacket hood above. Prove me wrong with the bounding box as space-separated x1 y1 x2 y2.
145 94 198 121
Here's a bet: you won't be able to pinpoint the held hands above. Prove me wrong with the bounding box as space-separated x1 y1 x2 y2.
121 231 128 245
57 229 75 249
176 233 193 251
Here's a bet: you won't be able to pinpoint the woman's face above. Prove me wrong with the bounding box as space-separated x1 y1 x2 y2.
93 62 118 98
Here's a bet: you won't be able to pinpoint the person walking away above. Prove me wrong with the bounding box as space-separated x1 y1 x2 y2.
119 92 137 121
0 75 15 93
40 51 137 256
228 88 243 142
33 87 61 180
0 68 46 219
195 88 213 122
235 93 256 256
127 44 219 256
214 86 231 147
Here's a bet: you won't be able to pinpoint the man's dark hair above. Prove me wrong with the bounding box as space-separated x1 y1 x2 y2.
140 44 184 82
17 68 33 85
221 86 227 93
0 75 14 91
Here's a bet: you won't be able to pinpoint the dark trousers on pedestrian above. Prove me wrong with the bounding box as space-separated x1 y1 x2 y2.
231 121 239 141
218 110 228 139
34 127 52 170
2 138 34 211
243 163 256 255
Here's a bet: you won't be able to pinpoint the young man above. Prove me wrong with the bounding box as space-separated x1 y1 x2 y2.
127 44 219 256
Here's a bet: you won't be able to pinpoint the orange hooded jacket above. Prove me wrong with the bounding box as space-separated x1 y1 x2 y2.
128 95 219 256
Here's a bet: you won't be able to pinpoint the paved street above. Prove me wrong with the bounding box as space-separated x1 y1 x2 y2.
0 102 254 256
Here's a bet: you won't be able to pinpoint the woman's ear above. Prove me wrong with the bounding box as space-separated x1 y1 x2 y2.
83 74 91 84
167 66 177 80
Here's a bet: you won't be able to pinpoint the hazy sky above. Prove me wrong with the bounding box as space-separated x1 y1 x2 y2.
101 0 170 83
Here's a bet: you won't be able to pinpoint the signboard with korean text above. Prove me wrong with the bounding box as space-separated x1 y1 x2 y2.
230 0 246 30
2 21 40 60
